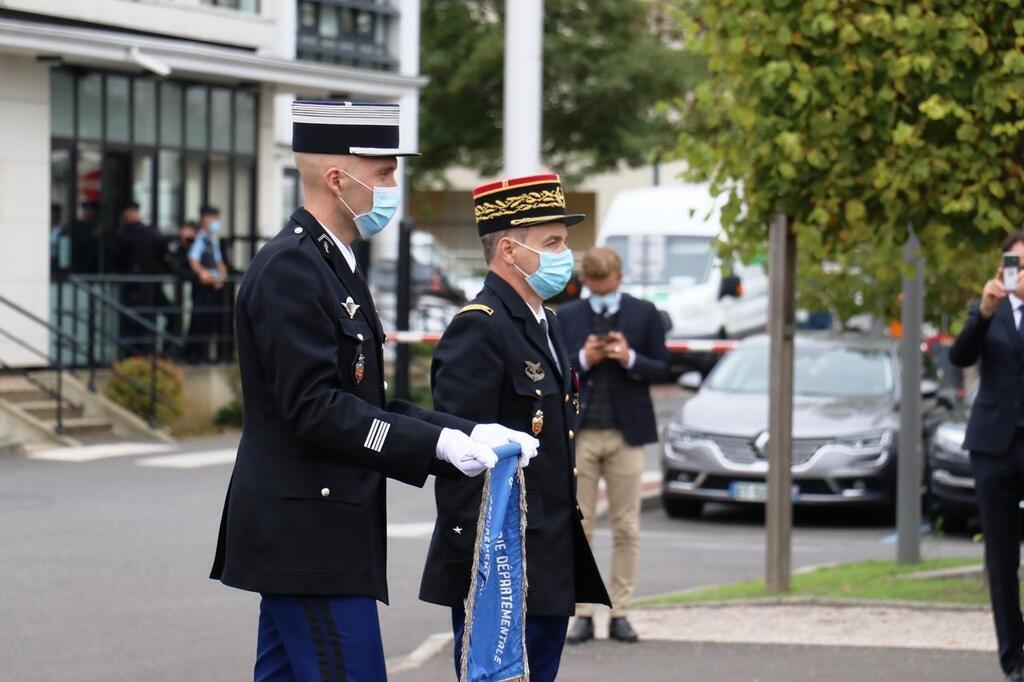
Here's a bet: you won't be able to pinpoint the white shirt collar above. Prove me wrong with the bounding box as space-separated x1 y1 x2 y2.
316 219 357 273
528 303 546 325
1011 292 1023 311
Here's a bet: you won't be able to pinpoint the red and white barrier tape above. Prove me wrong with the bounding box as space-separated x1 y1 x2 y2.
386 331 737 354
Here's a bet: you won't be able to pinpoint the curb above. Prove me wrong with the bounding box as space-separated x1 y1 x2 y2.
635 595 990 613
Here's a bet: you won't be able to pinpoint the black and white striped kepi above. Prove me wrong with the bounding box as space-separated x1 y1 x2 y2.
291 100 419 157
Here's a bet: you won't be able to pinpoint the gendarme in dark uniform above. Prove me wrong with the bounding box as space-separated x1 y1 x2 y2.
210 100 508 682
421 174 611 682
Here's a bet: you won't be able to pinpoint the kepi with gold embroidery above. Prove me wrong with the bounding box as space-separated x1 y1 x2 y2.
472 173 585 236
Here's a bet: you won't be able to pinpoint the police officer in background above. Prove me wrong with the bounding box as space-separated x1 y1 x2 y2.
210 100 538 682
421 174 611 682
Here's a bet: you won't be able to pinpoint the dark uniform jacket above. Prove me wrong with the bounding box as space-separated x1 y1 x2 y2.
949 297 1024 456
558 294 670 446
420 272 611 616
211 208 472 601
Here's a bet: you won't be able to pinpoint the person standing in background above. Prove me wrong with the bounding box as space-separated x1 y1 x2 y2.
112 201 167 356
949 232 1024 682
185 206 228 363
559 246 669 644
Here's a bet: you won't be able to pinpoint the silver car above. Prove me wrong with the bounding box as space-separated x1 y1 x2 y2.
660 334 943 517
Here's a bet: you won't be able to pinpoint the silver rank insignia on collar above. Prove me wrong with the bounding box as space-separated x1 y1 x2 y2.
343 296 360 319
524 360 545 382
316 233 331 255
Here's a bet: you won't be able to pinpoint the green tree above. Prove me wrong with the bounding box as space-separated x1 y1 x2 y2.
672 0 1024 326
417 0 704 185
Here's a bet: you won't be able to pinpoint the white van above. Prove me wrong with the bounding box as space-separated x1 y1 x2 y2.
597 184 768 344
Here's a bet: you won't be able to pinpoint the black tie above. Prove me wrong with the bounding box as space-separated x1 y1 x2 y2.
540 319 561 373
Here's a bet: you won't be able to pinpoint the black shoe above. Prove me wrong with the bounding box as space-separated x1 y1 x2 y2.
1008 663 1024 682
566 617 594 644
609 617 639 643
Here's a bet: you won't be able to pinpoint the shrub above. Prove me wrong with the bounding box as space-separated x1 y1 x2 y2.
104 357 184 427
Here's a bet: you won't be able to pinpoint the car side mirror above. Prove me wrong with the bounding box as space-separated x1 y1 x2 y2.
679 371 703 391
920 379 939 399
719 274 742 299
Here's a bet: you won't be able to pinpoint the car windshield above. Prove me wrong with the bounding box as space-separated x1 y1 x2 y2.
707 345 895 397
605 235 715 287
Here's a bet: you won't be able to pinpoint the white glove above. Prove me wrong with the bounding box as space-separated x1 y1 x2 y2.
436 428 498 477
471 423 540 468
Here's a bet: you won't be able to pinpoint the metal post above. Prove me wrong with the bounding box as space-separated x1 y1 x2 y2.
87 290 97 391
766 213 796 592
394 218 413 401
504 0 544 175
55 279 65 436
898 230 924 564
148 351 159 429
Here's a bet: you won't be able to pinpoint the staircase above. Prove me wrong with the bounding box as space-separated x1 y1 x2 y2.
0 376 113 443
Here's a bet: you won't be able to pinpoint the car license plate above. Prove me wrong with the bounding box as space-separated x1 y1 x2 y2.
729 482 800 502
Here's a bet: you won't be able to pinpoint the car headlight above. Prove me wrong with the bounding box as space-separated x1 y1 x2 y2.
829 430 892 450
933 424 967 458
665 423 709 448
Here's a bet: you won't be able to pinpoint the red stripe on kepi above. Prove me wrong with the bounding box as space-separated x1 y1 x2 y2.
472 174 560 197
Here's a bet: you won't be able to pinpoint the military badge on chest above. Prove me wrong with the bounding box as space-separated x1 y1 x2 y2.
524 360 545 382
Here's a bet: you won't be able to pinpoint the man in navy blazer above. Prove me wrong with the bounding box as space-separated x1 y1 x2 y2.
558 246 669 644
950 232 1024 682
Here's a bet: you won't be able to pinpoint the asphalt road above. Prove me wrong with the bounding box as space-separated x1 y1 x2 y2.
0 387 989 681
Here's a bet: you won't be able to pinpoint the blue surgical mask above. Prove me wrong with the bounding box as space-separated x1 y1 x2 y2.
337 170 401 239
208 220 222 235
512 240 574 301
588 291 619 313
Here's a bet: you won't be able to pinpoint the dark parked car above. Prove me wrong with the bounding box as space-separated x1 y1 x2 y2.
926 389 976 526
372 258 467 305
661 334 947 518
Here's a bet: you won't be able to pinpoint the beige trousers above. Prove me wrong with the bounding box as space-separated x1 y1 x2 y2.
575 428 645 618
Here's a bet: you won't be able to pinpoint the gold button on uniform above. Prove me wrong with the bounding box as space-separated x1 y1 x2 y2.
565 394 570 403
573 467 578 476
357 333 364 341
293 226 303 234
321 487 330 497
535 389 542 397
569 430 575 440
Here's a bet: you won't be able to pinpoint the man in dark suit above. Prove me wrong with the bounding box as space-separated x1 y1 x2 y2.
422 174 611 682
558 246 669 644
210 100 537 682
950 232 1024 682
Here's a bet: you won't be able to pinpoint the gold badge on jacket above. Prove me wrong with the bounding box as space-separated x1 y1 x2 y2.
525 360 545 382
532 409 544 436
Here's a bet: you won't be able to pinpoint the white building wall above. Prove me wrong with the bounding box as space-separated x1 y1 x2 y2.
0 0 278 52
0 55 50 366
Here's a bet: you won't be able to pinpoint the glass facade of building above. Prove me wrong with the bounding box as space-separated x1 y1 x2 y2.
297 0 398 71
49 67 259 274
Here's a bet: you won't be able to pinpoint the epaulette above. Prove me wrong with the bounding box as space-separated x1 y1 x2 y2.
544 306 557 316
458 304 494 316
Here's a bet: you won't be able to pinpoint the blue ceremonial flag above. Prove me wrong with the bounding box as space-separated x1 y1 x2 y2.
459 443 528 682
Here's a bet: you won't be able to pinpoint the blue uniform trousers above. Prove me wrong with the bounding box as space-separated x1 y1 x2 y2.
451 606 568 682
255 594 386 682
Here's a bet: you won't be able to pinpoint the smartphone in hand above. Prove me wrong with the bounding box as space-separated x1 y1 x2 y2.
1004 252 1020 292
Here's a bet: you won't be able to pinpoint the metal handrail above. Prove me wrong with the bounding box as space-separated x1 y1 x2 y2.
66 275 186 349
0 294 82 434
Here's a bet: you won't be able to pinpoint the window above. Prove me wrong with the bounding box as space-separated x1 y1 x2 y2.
200 0 260 11
49 67 259 263
296 0 398 71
